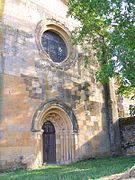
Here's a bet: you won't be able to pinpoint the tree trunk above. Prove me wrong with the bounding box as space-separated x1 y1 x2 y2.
101 43 115 154
103 83 115 154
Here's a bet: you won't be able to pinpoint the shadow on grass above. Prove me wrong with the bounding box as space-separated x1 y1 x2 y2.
0 156 135 180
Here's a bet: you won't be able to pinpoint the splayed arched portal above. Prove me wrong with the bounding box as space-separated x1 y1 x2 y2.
32 100 78 165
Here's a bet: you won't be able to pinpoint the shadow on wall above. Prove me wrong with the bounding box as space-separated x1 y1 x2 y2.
31 118 122 170
75 120 121 162
30 101 122 169
0 117 122 171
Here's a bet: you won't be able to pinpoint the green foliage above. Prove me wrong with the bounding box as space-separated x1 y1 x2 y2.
68 0 135 95
0 156 135 180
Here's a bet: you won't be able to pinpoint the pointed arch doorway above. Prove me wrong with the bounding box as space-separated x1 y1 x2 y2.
32 100 78 165
41 111 74 165
43 121 56 164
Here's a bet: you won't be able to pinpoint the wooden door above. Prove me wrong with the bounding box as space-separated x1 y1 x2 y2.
43 121 56 164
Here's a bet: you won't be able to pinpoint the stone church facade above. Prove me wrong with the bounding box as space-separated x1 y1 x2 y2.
0 0 131 170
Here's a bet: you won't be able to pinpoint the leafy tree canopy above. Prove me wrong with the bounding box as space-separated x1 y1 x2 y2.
68 0 135 96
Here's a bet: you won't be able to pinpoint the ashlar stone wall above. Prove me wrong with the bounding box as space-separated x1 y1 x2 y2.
119 116 135 155
0 0 118 170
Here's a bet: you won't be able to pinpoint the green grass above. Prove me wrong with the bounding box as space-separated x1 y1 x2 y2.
0 156 135 180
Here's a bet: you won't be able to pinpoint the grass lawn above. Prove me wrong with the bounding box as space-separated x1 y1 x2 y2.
0 156 135 180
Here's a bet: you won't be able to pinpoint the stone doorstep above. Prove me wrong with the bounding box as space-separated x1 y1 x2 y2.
43 163 57 166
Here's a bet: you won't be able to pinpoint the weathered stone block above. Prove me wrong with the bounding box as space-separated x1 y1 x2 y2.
119 116 135 155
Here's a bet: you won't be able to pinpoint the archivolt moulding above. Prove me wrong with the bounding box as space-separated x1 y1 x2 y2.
31 99 78 133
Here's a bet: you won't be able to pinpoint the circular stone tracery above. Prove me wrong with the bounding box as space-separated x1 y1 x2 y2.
35 19 78 69
41 30 68 63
